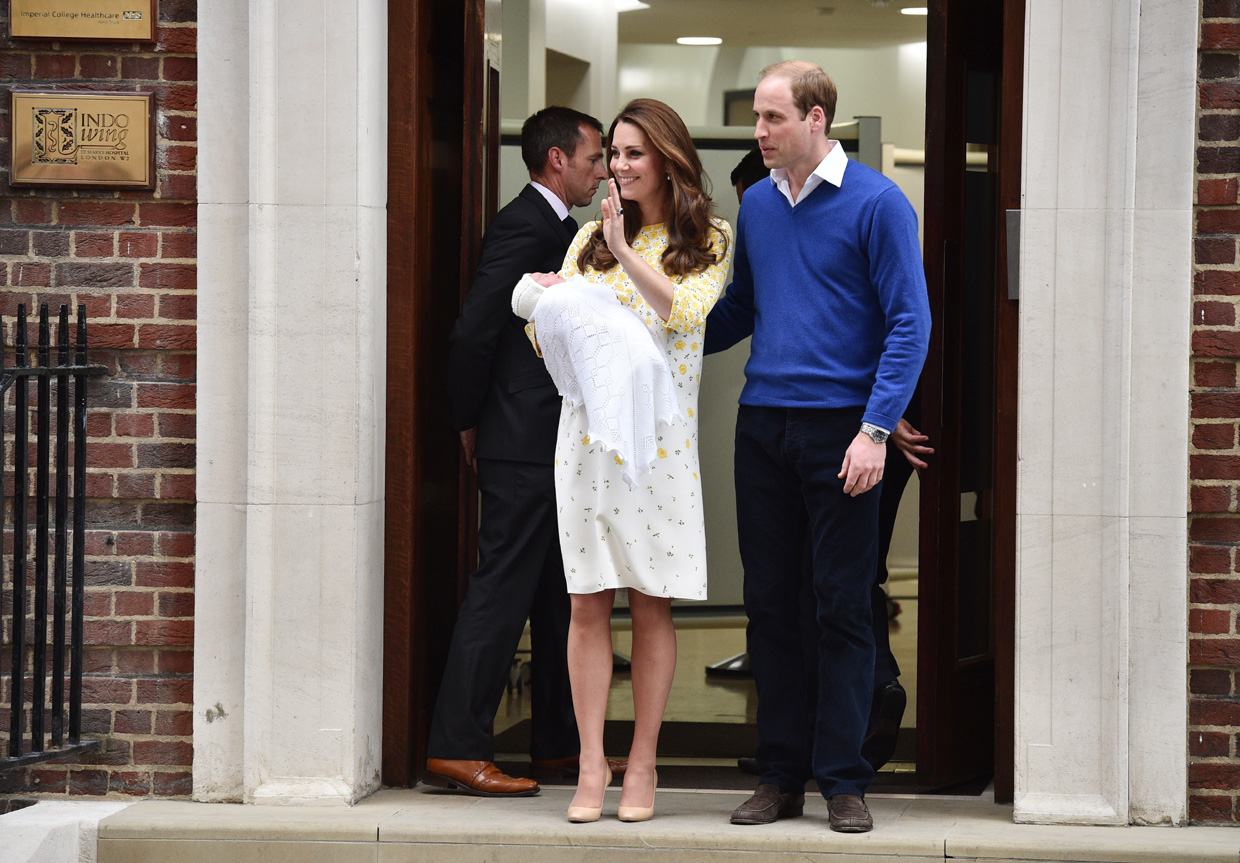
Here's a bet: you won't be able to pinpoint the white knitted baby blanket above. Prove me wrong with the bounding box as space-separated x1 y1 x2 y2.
512 273 682 488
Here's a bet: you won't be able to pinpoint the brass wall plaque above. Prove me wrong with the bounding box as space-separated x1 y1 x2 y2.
10 91 154 188
10 0 157 42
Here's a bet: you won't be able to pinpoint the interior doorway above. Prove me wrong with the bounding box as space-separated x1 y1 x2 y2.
381 0 1022 800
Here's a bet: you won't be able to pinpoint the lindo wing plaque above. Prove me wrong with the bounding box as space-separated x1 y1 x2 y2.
10 1 157 42
11 91 154 188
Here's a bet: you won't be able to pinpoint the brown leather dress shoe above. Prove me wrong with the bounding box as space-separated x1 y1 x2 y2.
730 783 805 825
529 754 628 781
422 759 539 797
827 793 873 832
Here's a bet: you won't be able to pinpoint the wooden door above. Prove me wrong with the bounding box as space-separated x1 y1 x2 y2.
918 0 1022 800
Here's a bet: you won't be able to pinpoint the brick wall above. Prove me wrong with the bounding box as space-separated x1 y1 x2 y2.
1190 0 1240 826
0 0 196 807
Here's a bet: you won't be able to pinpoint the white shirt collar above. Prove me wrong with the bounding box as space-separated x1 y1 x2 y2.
530 181 570 221
770 140 847 206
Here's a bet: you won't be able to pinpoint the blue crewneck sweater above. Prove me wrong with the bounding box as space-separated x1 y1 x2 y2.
705 159 930 431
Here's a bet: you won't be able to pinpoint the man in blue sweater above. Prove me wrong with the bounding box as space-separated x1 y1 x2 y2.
707 61 930 833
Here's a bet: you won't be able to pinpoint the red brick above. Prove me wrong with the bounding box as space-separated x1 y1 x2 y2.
1191 516 1240 542
0 52 33 80
164 146 197 172
138 263 196 292
1192 668 1233 696
1191 697 1240 726
1192 730 1232 757
88 442 135 469
1192 454 1240 479
116 294 157 319
86 473 118 498
87 413 114 438
135 619 194 646
117 648 156 674
114 710 154 735
160 173 198 200
29 769 69 793
0 228 30 254
1197 238 1237 265
85 531 117 556
155 710 194 736
1201 178 1240 206
1189 793 1235 822
1194 392 1240 417
1195 362 1238 389
1193 485 1234 512
1193 421 1236 449
1192 546 1233 574
115 591 155 617
158 413 196 439
153 771 193 797
136 678 192 704
118 473 158 499
119 233 159 258
115 531 155 556
137 383 195 410
159 353 197 379
68 769 109 796
109 771 153 796
1193 578 1240 605
1203 22 1240 51
80 293 114 318
157 474 195 500
1193 608 1234 635
84 590 112 617
158 532 194 558
115 413 156 438
138 203 196 228
1192 638 1240 666
1204 0 1240 17
159 592 195 618
157 84 198 112
136 561 194 588
33 231 71 257
86 323 136 349
160 115 198 143
133 740 193 767
1200 147 1240 175
1201 82 1240 110
34 53 76 79
137 324 196 350
122 56 161 80
1190 761 1240 790
159 295 197 320
79 54 119 79
85 619 133 645
137 443 195 469
158 650 194 674
1200 209 1240 235
12 262 52 287
157 26 198 53
81 677 133 705
160 232 196 259
1197 300 1237 326
58 202 137 227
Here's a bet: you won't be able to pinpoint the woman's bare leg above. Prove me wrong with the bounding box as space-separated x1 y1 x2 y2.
620 589 676 809
568 589 616 810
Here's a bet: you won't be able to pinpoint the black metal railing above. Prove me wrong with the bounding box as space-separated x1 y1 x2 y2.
2 304 106 768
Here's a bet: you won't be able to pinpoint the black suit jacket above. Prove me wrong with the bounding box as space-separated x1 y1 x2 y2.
447 184 577 464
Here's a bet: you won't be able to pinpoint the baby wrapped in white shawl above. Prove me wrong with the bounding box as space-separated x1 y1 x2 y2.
512 273 682 488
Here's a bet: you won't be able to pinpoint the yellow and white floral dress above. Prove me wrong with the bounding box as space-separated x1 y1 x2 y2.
550 220 733 600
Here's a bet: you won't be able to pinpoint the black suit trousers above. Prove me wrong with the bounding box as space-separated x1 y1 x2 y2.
426 457 577 761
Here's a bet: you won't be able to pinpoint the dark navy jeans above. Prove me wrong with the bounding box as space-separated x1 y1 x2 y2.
735 405 879 798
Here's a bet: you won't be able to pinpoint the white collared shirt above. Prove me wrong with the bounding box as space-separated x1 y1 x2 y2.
530 181 571 221
770 140 847 207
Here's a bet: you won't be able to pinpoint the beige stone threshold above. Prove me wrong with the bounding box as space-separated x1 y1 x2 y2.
97 787 1237 863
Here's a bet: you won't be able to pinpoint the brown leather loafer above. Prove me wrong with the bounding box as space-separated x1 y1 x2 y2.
827 793 873 832
530 754 628 781
730 783 805 825
422 759 539 797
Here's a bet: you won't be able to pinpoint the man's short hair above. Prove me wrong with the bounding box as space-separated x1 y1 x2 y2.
731 147 769 193
760 60 838 132
521 106 605 173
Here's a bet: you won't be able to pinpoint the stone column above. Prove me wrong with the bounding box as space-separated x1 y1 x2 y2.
194 0 387 804
1015 0 1195 825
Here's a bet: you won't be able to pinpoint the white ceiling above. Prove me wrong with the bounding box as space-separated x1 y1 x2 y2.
618 0 928 50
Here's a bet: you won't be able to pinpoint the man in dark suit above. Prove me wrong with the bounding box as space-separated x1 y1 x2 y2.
422 107 608 797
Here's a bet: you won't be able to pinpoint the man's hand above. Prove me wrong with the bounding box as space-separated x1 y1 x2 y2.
839 433 885 496
530 272 565 288
892 418 934 470
459 427 478 472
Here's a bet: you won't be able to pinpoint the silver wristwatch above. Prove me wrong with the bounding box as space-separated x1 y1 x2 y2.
860 422 889 444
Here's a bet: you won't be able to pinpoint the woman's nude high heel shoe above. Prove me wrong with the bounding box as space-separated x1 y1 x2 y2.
617 770 657 822
567 764 612 823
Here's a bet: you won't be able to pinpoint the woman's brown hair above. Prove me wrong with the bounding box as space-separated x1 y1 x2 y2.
578 99 726 278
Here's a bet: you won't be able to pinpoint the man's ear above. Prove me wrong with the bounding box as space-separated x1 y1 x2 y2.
808 105 826 133
547 146 566 172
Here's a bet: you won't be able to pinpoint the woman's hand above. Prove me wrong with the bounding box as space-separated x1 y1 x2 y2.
892 418 934 470
600 178 630 257
530 272 565 288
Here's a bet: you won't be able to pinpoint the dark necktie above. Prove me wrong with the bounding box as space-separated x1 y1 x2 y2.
563 215 578 234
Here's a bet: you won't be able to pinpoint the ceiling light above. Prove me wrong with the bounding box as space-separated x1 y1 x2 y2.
676 36 723 46
900 7 929 14
615 0 650 11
